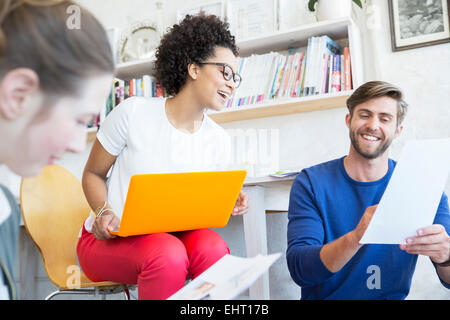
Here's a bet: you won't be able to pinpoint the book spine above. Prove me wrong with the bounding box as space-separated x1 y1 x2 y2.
327 55 333 93
273 55 288 99
246 55 257 105
286 53 298 97
253 54 263 104
331 55 341 92
129 79 134 97
124 80 129 99
114 80 120 107
280 54 293 98
306 36 317 95
138 78 143 97
94 114 99 128
119 80 124 103
344 47 352 90
314 37 321 95
250 54 261 104
323 35 342 55
315 36 325 95
302 37 312 96
268 55 282 100
336 54 341 92
260 53 273 101
142 75 151 98
299 55 307 96
322 54 329 94
156 82 163 97
291 53 303 97
340 54 345 92
263 54 277 101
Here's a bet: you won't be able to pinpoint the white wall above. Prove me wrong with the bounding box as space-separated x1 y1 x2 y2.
3 0 449 300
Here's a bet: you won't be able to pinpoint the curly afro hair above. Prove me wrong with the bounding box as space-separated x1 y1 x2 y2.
154 13 239 96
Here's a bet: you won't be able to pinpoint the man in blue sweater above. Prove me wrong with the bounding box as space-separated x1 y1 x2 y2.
286 81 450 299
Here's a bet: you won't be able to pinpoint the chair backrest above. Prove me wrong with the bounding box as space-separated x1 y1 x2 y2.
20 164 91 288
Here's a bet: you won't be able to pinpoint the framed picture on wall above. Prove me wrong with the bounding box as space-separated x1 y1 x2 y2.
226 0 278 41
176 1 225 23
388 0 450 51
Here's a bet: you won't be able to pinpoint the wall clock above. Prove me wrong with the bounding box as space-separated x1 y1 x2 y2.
118 20 159 63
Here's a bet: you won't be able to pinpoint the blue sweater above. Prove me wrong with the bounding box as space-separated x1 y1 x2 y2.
286 157 450 300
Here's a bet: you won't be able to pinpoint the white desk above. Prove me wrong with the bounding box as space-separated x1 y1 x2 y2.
242 174 297 300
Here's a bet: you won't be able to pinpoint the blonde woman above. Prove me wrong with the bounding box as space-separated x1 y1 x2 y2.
0 0 114 299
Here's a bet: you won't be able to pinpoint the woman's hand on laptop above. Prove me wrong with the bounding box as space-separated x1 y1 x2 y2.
232 191 249 216
92 211 120 241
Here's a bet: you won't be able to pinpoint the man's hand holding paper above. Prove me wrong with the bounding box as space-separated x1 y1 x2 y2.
400 224 450 264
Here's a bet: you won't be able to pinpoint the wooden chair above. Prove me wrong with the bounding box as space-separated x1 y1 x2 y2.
20 164 132 300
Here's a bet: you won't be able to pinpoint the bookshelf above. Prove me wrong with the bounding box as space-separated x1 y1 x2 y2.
115 57 154 80
86 58 155 142
209 90 352 123
108 17 363 124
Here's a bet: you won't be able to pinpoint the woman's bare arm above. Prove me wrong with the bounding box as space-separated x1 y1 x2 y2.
82 138 119 240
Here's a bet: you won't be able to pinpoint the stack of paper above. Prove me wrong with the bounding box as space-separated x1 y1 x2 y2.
168 253 281 300
268 170 300 178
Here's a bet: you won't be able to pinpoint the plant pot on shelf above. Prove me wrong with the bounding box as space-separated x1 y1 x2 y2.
314 0 352 21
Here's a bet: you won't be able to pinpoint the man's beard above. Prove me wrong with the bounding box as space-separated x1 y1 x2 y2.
349 129 393 160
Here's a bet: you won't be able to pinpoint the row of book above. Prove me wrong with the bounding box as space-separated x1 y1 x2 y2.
107 76 166 111
224 35 352 109
88 76 167 128
87 34 352 128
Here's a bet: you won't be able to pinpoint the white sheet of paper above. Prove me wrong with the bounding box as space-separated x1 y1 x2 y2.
168 253 281 300
360 138 450 244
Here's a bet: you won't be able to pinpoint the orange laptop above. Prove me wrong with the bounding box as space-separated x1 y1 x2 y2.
109 170 247 237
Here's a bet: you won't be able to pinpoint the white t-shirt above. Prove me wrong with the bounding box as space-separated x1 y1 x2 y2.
84 97 231 232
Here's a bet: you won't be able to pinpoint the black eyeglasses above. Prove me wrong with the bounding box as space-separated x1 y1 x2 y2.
198 62 242 88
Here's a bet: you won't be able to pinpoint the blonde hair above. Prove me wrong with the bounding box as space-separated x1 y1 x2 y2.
0 0 114 96
346 81 408 125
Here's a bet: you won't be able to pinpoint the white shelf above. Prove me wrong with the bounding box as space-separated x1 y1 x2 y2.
208 91 352 123
237 17 353 56
116 58 155 79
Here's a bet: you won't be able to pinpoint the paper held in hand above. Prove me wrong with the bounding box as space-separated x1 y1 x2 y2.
360 138 450 244
168 253 281 300
268 170 300 178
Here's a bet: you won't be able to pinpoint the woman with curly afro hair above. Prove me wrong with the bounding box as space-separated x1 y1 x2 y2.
77 13 249 300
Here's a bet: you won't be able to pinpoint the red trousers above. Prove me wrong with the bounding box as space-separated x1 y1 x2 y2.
77 225 229 300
